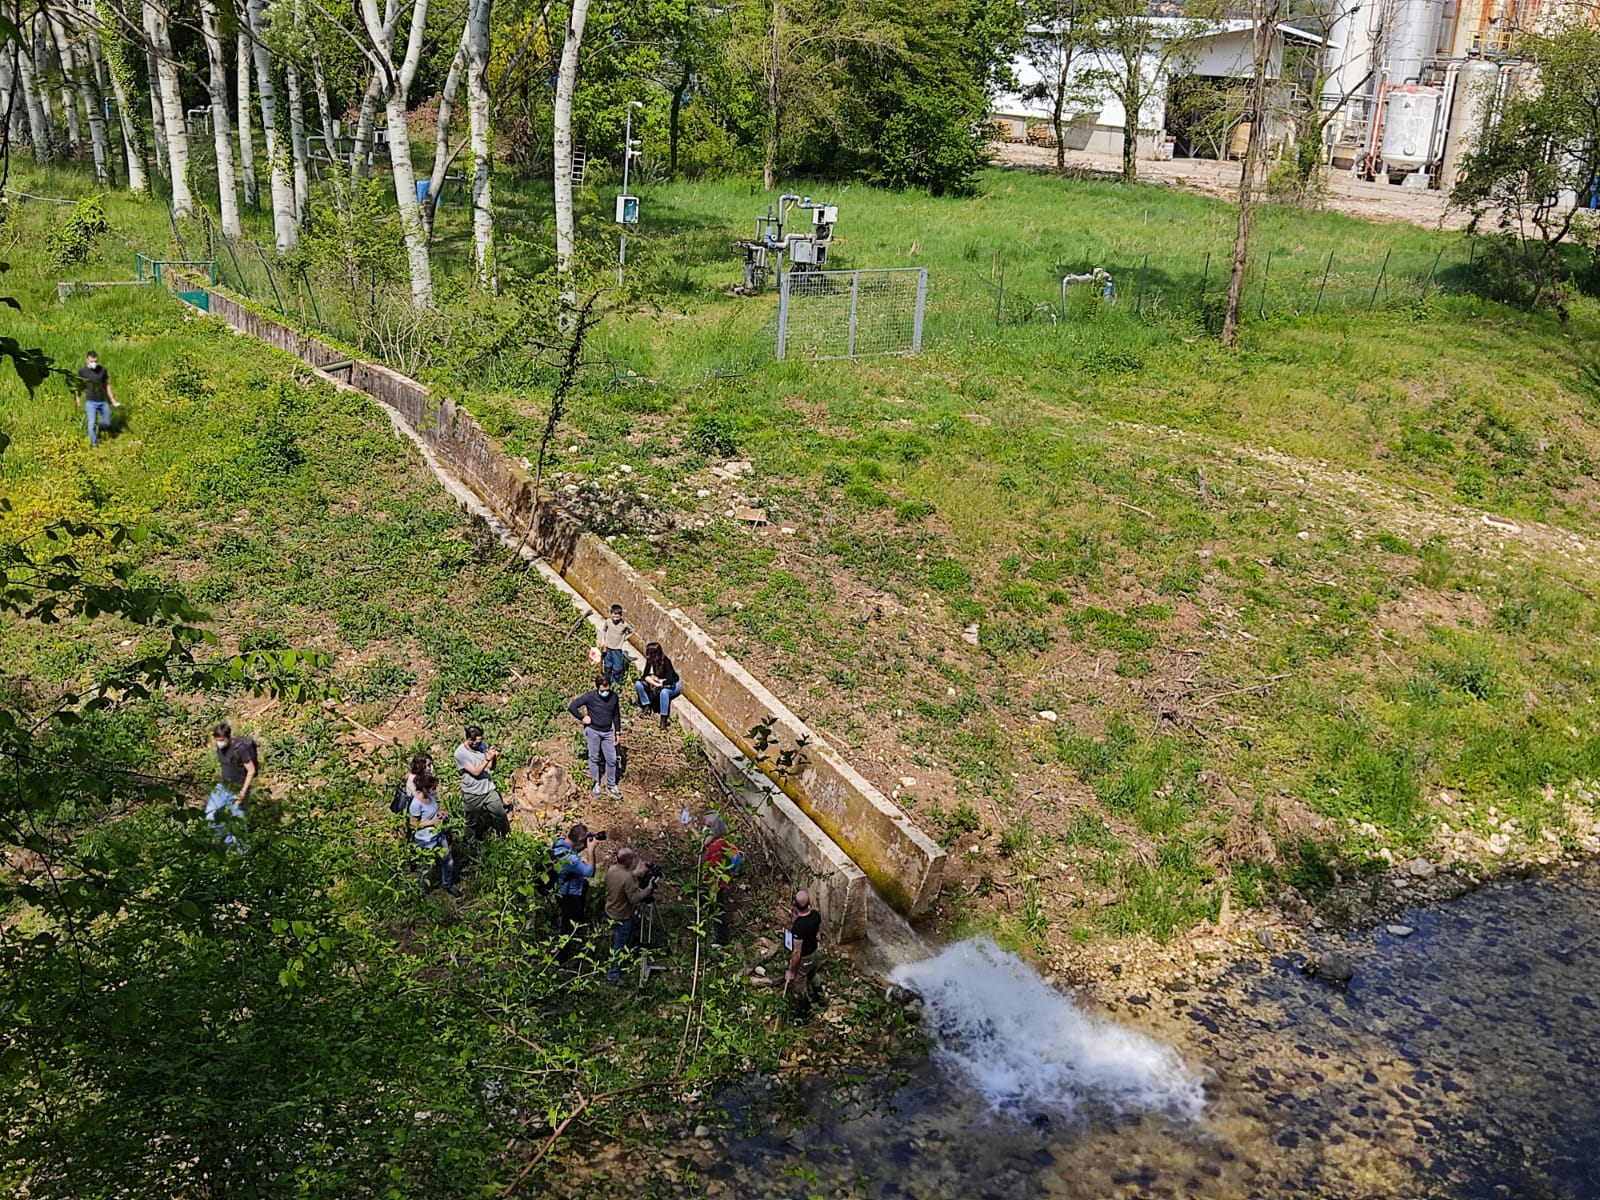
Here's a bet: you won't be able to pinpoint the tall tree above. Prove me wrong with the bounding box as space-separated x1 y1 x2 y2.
1022 0 1096 175
1452 23 1600 321
17 18 53 161
143 0 194 214
91 7 146 191
358 0 434 308
49 12 109 181
199 0 243 236
236 28 258 206
464 0 494 286
424 33 465 236
1220 0 1278 346
553 0 591 283
247 0 298 250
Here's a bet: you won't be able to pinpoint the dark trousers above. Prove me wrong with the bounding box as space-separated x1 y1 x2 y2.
556 891 587 963
710 888 732 944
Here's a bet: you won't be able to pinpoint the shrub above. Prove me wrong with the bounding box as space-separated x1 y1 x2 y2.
686 413 738 458
47 196 111 267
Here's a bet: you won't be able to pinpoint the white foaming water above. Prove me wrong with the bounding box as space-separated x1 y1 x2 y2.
890 937 1207 1121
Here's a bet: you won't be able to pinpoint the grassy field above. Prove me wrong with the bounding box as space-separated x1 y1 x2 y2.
0 241 910 1192
14 160 1600 959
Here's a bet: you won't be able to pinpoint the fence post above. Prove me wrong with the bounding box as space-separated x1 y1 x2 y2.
995 254 1005 328
1257 249 1273 319
1369 248 1391 310
1198 250 1210 311
1420 246 1445 298
255 241 286 314
1314 250 1333 314
1135 253 1148 316
221 238 251 298
847 270 860 358
912 268 927 352
776 270 789 361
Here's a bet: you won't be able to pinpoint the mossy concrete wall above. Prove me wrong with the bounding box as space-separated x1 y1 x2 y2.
177 281 946 925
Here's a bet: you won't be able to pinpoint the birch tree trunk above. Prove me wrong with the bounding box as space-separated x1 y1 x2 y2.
236 31 258 206
305 2 336 152
248 0 298 250
553 0 591 279
15 20 52 162
464 0 494 288
50 18 83 151
200 0 241 236
144 0 193 214
25 21 57 157
349 67 382 179
63 21 111 183
424 35 465 234
284 54 310 219
359 0 433 308
145 50 166 176
98 25 147 192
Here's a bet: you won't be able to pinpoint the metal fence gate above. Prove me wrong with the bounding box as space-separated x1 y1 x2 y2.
776 267 927 361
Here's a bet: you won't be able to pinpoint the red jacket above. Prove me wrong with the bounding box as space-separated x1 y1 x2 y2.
703 836 739 891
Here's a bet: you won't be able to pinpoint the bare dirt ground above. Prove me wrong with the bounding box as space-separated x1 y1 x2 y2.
995 141 1472 231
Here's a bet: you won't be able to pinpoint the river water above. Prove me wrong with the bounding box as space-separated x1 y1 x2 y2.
698 863 1600 1199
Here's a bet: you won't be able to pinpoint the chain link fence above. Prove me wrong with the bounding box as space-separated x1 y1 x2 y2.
775 268 928 361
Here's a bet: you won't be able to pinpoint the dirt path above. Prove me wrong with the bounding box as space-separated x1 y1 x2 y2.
994 141 1471 232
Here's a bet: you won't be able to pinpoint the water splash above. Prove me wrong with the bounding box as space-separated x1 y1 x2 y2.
890 937 1206 1120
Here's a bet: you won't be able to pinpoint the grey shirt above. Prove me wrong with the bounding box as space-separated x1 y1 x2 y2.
454 743 495 797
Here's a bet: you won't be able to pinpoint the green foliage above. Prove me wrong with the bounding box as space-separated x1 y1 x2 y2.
686 412 740 458
46 196 111 268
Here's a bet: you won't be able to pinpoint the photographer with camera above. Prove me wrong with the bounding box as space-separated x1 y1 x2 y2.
550 823 603 963
603 847 657 984
454 725 511 842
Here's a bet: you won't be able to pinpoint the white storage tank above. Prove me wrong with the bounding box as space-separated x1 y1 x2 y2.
1440 59 1501 184
1380 84 1444 173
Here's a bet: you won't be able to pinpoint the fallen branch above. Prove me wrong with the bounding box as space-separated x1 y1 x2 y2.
500 1081 664 1197
1107 496 1157 519
1193 673 1292 711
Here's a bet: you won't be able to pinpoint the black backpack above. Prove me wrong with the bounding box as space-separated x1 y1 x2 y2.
389 779 409 815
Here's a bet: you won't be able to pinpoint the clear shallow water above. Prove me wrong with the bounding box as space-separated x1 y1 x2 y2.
693 863 1600 1199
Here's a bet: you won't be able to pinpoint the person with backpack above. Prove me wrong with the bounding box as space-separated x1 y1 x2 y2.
550 823 599 963
408 771 462 898
701 812 742 947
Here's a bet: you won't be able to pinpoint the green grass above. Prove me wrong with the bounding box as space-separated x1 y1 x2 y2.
12 155 1600 947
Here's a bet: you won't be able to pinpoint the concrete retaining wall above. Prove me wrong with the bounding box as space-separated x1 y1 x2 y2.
179 281 946 923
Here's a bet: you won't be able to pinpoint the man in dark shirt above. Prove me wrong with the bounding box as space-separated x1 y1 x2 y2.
76 351 120 448
568 673 624 799
207 721 257 848
785 890 824 1012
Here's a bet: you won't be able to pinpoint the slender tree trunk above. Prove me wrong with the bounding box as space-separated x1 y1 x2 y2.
200 0 241 236
360 0 433 308
50 19 83 152
553 0 591 280
0 48 14 143
464 0 493 287
305 3 336 153
92 19 146 192
350 67 382 179
248 0 298 250
763 0 779 189
144 0 193 214
1221 0 1277 346
1120 62 1139 184
669 59 689 175
50 16 103 176
284 53 309 219
424 35 465 234
236 31 258 206
145 49 167 176
20 21 54 159
1052 58 1067 174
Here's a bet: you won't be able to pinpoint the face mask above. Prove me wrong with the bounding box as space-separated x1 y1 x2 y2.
215 741 228 751
598 688 611 697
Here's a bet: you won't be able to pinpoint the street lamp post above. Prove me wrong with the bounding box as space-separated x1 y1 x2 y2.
617 100 644 287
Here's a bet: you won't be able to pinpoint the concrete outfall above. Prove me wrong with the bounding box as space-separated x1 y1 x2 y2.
171 278 939 935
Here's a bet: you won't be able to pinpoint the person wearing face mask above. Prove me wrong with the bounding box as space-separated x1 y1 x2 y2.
568 673 624 799
454 724 511 841
206 721 257 848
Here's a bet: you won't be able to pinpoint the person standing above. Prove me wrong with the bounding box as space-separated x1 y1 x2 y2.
568 674 624 799
207 721 257 848
454 724 511 841
77 351 120 448
784 890 824 1013
551 822 598 963
408 771 463 898
635 641 683 731
603 847 656 984
701 812 742 947
597 604 632 684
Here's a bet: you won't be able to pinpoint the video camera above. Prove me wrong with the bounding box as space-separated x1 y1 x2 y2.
641 862 664 886
586 830 609 844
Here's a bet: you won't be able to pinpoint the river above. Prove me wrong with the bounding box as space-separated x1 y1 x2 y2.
694 863 1600 1199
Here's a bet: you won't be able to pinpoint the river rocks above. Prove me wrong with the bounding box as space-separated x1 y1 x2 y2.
1256 929 1278 953
1301 953 1355 989
1407 858 1436 879
1386 925 1415 938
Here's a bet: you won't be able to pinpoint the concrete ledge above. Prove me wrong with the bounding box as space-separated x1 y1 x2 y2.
177 278 944 923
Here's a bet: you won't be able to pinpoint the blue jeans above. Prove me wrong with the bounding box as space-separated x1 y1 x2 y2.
636 679 683 716
607 913 638 981
86 400 111 447
602 648 628 683
585 726 617 787
205 785 246 848
414 834 456 889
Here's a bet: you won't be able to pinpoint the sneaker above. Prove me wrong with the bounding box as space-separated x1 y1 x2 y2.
605 784 623 799
592 783 602 798
444 885 464 899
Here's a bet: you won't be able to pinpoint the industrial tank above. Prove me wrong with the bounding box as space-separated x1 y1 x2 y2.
1380 84 1443 172
1440 59 1501 184
1385 0 1447 86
